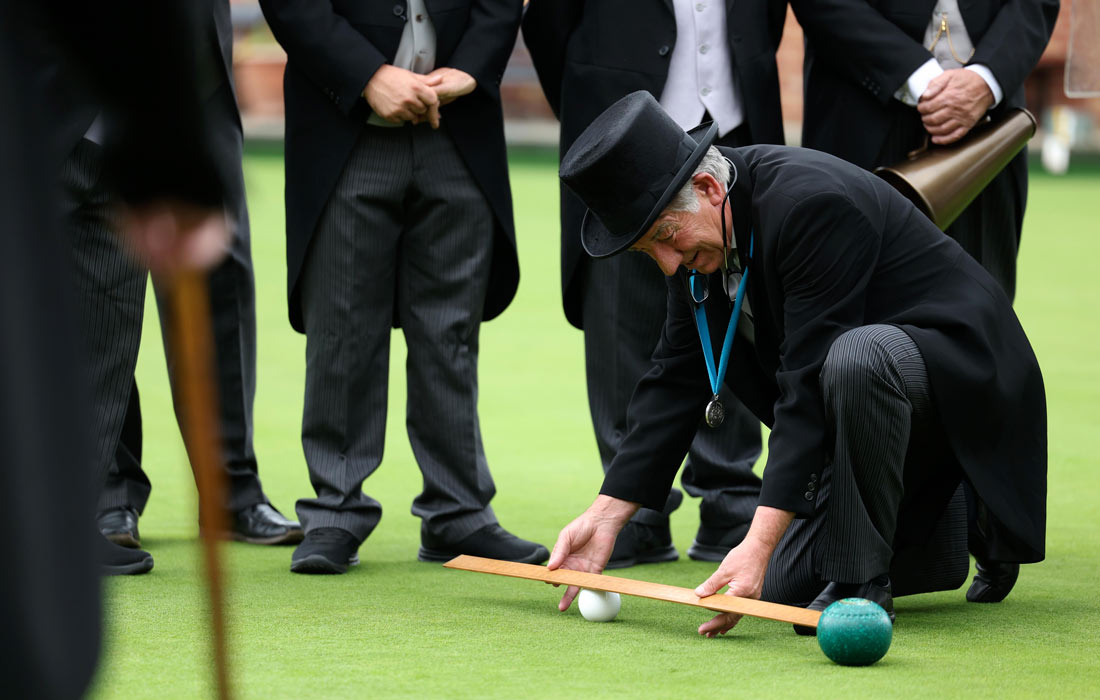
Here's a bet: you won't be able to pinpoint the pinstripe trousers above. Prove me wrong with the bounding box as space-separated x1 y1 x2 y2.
62 138 147 488
762 325 969 606
100 77 267 514
296 124 498 543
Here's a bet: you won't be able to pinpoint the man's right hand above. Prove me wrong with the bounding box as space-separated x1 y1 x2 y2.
362 65 441 127
548 495 639 611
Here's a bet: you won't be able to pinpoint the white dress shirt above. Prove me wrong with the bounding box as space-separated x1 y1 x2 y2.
659 0 745 136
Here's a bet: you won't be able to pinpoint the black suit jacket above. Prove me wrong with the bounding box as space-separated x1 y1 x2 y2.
522 0 787 329
260 0 522 332
791 0 1059 168
601 145 1046 564
30 0 242 208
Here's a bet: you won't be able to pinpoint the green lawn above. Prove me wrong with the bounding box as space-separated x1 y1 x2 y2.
89 152 1100 699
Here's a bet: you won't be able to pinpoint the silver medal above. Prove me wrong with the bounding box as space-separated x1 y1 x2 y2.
705 395 725 428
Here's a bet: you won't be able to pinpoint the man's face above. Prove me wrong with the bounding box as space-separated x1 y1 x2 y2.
630 173 727 276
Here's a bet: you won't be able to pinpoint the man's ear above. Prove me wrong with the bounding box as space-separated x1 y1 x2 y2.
693 172 724 207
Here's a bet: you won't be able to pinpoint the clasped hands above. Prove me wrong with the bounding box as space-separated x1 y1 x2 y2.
918 67 995 145
547 495 778 638
363 64 476 129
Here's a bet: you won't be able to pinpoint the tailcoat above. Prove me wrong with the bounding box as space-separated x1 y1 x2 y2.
790 0 1060 298
261 0 522 331
601 145 1047 563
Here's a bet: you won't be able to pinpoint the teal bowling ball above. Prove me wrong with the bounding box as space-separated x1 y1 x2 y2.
816 598 893 666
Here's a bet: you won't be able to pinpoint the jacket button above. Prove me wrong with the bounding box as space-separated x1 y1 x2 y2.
658 45 670 56
393 4 404 16
807 482 815 491
804 491 814 501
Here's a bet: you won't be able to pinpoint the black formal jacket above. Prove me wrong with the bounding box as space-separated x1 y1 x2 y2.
790 0 1059 169
31 0 242 209
260 0 522 332
522 0 787 329
601 145 1047 564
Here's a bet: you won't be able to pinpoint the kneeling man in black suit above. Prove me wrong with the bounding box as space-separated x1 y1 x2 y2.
549 92 1046 635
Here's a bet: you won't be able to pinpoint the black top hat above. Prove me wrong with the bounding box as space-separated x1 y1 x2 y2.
559 91 719 258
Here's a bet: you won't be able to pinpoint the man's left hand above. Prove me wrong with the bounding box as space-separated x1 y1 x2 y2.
692 538 773 637
917 68 994 145
423 67 477 107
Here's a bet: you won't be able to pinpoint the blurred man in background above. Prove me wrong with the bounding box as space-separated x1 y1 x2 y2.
95 0 302 557
1 1 231 695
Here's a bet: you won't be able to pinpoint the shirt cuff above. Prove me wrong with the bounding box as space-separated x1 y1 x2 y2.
894 58 944 106
965 64 1004 108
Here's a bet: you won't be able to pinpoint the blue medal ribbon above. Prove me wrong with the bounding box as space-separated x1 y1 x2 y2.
689 233 753 424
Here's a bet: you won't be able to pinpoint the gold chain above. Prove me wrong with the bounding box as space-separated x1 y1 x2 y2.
927 12 975 64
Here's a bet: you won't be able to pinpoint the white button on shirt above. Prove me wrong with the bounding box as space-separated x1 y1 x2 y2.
659 0 745 136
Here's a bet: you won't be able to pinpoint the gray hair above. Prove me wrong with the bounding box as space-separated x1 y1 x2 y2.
666 146 731 213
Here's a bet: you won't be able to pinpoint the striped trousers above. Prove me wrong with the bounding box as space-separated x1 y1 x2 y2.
63 138 147 489
296 124 499 543
762 325 970 605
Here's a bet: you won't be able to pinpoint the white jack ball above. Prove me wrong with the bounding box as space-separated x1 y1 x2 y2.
577 589 621 622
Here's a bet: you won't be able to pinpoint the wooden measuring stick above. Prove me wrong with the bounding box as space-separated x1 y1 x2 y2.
444 555 820 628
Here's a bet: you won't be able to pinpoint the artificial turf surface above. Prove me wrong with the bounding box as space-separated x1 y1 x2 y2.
89 151 1100 698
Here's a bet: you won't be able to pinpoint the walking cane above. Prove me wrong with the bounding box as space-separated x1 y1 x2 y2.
166 269 232 700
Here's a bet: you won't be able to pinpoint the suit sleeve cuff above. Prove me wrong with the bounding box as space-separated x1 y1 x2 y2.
894 58 943 106
965 63 1003 108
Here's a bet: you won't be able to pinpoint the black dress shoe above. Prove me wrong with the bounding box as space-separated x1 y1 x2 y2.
793 576 895 636
290 528 360 574
966 558 1019 603
99 535 153 576
418 523 549 564
687 521 751 562
98 507 141 549
230 503 304 545
607 488 683 569
605 519 678 569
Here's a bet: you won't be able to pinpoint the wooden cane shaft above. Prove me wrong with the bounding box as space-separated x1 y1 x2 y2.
169 270 232 700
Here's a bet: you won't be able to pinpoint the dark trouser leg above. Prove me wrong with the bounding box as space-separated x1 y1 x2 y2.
295 128 406 542
153 82 266 513
63 140 147 491
581 252 761 528
402 127 497 542
762 325 968 605
99 381 152 513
